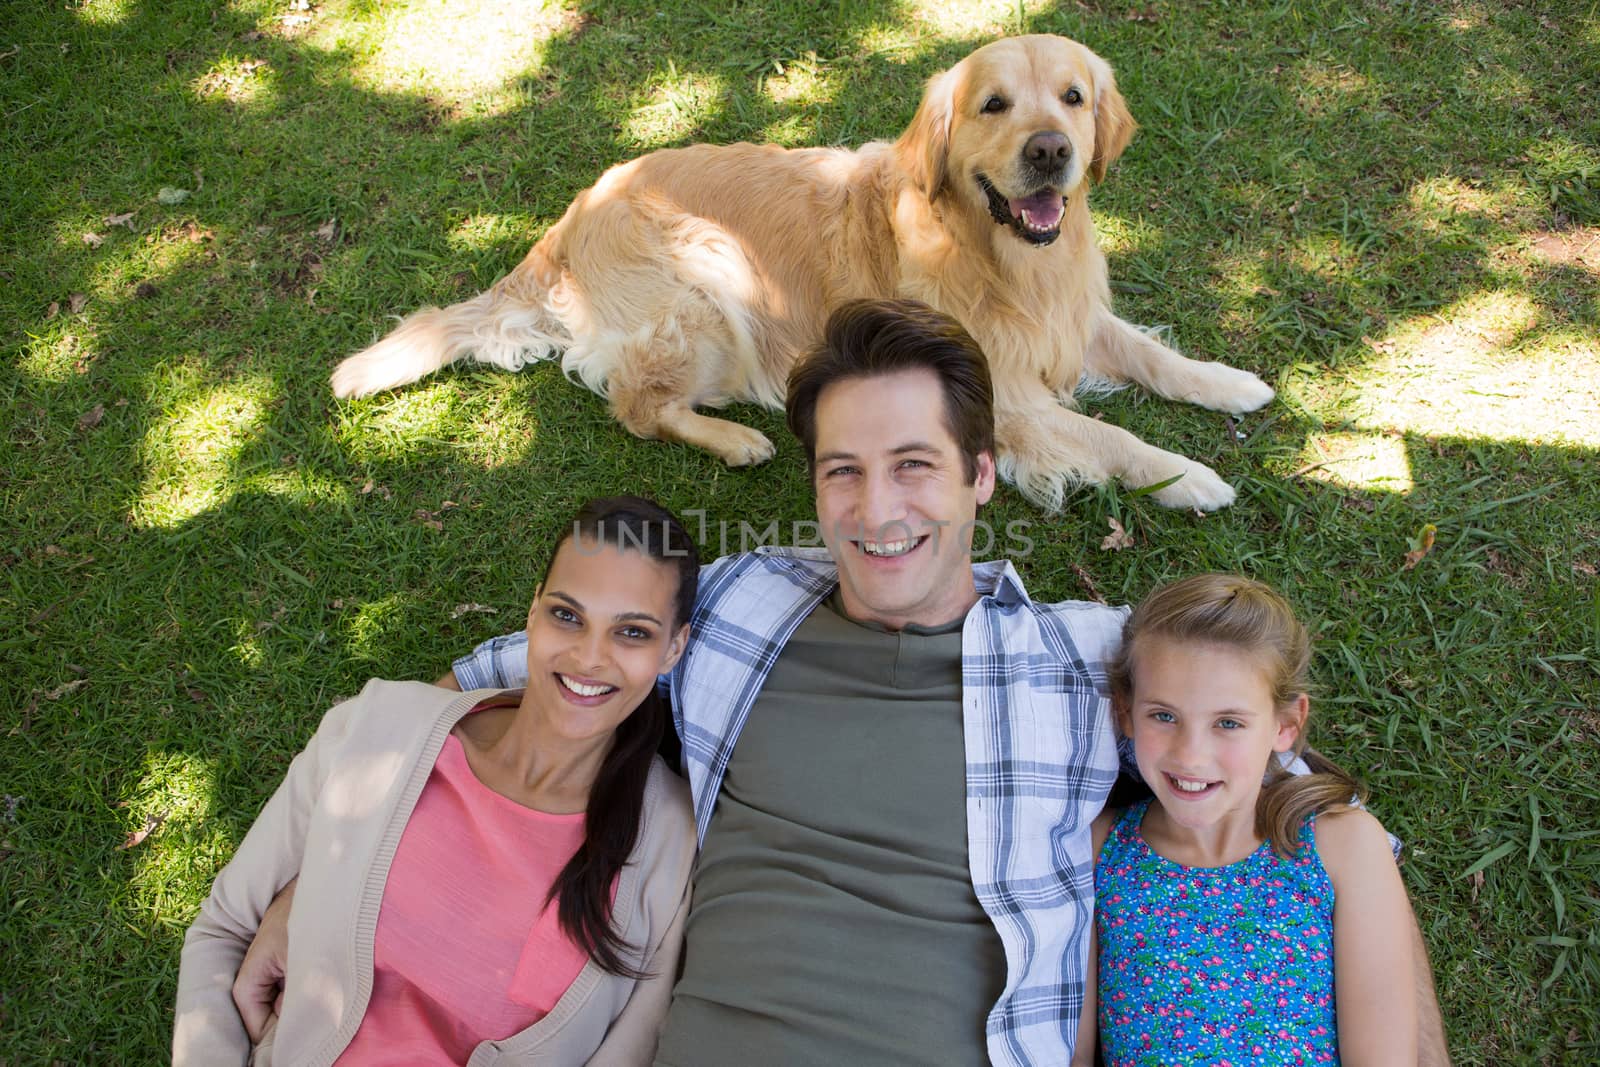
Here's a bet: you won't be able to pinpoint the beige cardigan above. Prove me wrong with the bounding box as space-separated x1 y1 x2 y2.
173 680 695 1066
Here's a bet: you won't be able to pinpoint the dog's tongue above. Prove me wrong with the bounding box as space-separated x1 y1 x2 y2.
1009 191 1063 231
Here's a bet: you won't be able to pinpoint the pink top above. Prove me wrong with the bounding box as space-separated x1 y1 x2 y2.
335 722 592 1065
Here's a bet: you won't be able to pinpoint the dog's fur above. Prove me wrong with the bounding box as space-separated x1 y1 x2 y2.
332 34 1273 510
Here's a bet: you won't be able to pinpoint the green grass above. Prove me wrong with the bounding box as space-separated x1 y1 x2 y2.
2 0 1597 1060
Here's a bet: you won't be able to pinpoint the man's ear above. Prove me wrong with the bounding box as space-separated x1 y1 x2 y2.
896 66 957 203
1275 692 1311 752
661 623 690 674
1088 52 1137 183
974 449 997 505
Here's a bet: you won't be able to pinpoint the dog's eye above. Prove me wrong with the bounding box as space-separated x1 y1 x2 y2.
981 95 1007 114
1062 88 1083 106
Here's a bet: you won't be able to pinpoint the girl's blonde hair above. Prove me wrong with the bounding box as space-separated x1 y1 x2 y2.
1107 573 1363 857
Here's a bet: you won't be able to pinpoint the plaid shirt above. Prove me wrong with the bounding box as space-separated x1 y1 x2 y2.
456 547 1128 1065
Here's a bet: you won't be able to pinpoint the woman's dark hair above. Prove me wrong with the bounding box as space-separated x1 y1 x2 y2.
785 298 996 484
541 495 698 977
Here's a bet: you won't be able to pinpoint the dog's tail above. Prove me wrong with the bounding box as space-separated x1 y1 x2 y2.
330 266 569 399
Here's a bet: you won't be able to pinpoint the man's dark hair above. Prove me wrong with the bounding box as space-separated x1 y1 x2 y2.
540 494 699 978
785 299 996 484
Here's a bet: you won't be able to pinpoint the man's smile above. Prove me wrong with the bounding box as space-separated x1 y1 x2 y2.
857 535 929 558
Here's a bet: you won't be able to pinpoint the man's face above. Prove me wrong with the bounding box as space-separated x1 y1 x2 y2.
812 369 996 630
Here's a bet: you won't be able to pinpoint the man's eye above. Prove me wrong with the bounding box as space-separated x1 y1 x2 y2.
620 626 652 641
982 95 1007 114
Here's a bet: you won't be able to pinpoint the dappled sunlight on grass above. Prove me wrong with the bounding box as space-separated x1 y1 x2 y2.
625 68 730 150
344 591 410 663
242 465 359 510
1407 175 1537 229
190 54 279 107
134 376 273 528
1094 212 1165 259
1337 291 1600 449
447 212 537 255
760 54 831 107
332 0 569 117
755 55 837 145
901 0 1023 37
16 326 92 385
1292 60 1372 117
1299 430 1414 495
335 383 540 468
228 619 268 670
123 750 231 898
67 0 135 26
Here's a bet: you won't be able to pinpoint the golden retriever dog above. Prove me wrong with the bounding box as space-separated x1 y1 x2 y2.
331 34 1273 510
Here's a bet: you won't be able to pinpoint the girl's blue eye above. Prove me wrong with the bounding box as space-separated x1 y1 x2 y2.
1217 718 1243 730
1151 710 1176 723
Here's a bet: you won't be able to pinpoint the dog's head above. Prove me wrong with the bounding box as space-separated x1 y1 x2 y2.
896 35 1136 247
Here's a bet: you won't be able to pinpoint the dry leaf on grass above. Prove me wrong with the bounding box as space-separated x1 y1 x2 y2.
1402 524 1437 570
1069 563 1107 604
44 679 88 700
1575 561 1597 577
117 808 170 851
82 232 104 248
68 293 88 314
451 603 498 619
1100 516 1135 551
105 211 135 228
45 301 59 319
77 404 105 430
315 218 337 242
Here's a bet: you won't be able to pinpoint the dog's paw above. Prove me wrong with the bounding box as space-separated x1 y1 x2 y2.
1147 459 1236 511
713 425 776 467
1203 366 1275 414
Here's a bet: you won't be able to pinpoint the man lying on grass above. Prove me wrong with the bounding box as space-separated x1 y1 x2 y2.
232 298 1449 1065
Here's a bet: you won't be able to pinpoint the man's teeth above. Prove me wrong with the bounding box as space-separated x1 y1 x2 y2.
559 675 615 697
862 539 915 557
1172 777 1213 793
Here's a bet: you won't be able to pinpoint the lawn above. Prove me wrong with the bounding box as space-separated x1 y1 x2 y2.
2 0 1597 1061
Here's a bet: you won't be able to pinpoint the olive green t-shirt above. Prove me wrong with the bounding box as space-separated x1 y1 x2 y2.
653 594 1005 1066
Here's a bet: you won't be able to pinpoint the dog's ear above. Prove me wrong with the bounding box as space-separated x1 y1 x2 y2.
897 67 957 203
1088 53 1137 183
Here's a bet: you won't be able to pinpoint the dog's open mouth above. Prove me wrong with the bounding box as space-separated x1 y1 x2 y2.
977 174 1065 246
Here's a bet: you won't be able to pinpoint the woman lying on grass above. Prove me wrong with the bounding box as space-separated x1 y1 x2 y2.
1073 574 1417 1066
174 496 699 1066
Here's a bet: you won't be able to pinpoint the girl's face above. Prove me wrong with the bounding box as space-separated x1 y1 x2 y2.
1118 635 1306 834
522 538 688 746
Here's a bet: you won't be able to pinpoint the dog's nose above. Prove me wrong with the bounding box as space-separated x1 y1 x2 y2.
1023 131 1071 168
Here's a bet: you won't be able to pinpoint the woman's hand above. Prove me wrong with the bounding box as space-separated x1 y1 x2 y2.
232 877 297 1042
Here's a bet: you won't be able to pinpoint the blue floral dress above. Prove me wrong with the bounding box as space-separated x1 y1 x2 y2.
1094 798 1339 1066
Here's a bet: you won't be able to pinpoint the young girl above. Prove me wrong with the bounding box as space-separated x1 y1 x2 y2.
175 496 699 1066
1076 574 1417 1066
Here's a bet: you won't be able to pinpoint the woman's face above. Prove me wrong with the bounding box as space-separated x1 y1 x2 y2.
522 538 688 745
